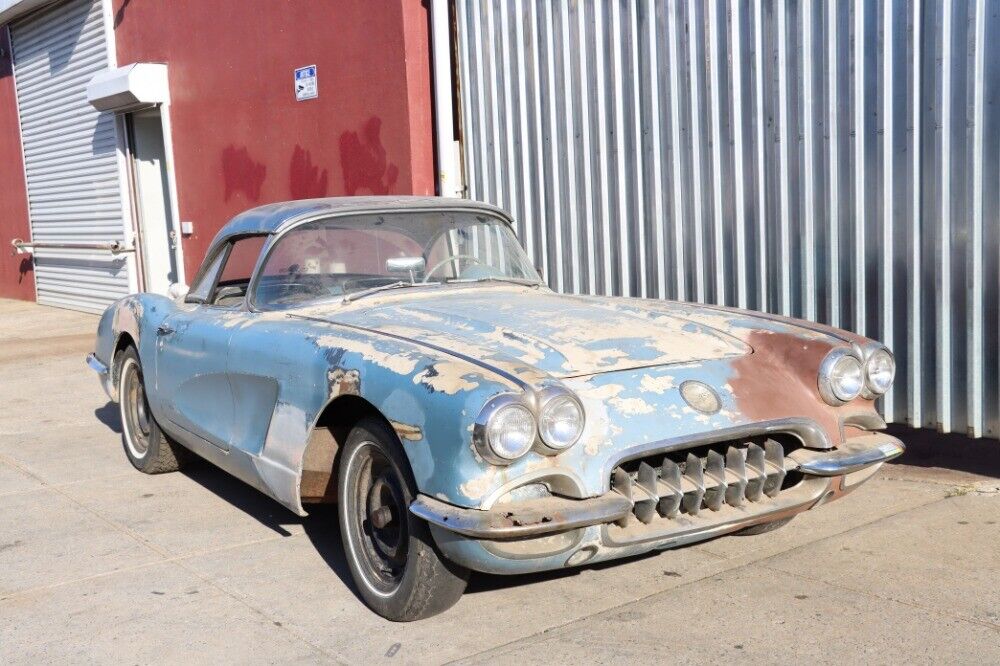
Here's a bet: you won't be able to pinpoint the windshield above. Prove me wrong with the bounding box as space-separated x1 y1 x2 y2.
253 211 540 309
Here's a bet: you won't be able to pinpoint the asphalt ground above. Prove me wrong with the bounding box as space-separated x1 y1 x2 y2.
1 298 997 664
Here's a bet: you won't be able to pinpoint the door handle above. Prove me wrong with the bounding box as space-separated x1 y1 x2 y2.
156 323 175 336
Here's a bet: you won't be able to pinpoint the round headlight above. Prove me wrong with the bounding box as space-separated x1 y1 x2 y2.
538 394 585 450
865 348 895 395
485 403 536 462
819 349 864 405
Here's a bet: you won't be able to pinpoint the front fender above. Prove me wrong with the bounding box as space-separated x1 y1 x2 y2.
225 316 529 515
94 293 177 401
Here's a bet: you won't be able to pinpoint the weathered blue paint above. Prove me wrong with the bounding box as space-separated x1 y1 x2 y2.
90 197 895 576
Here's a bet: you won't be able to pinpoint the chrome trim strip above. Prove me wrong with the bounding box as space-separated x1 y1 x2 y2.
410 493 632 540
796 438 905 477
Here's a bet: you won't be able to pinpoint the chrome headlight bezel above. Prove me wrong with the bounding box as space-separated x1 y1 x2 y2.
473 387 587 464
862 346 896 398
818 347 865 406
472 394 538 465
536 389 586 453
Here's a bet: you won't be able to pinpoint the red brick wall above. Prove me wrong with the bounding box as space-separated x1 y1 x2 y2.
0 26 35 301
112 0 436 282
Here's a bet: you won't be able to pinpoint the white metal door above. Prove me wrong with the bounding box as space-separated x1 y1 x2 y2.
128 108 177 294
10 0 134 313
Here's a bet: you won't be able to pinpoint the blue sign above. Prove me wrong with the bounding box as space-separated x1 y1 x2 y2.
294 65 318 101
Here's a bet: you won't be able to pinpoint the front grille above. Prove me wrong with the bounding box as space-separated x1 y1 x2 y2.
610 436 801 526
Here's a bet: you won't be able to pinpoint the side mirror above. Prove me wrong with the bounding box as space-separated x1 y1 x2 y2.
168 282 190 300
386 256 425 282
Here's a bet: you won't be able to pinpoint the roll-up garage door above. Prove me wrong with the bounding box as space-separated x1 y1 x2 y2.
11 0 133 312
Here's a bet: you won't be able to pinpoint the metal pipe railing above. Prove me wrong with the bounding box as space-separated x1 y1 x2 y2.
11 238 135 255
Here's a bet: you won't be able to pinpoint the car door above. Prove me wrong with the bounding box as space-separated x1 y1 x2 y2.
154 235 266 451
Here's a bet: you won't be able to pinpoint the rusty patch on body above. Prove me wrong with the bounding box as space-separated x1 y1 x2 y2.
327 368 361 395
728 331 844 445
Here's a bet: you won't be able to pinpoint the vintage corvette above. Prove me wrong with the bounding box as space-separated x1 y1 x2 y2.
87 196 904 621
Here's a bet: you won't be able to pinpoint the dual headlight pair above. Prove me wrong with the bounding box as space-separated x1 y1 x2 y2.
474 388 586 465
818 345 895 405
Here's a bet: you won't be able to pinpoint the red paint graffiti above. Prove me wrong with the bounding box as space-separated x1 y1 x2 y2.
289 145 329 199
221 146 267 202
339 117 399 196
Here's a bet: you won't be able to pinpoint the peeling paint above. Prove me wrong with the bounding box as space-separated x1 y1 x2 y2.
390 421 423 442
315 334 419 375
413 361 483 395
640 374 676 394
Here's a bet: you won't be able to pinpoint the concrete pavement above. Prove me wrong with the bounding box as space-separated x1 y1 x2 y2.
0 298 997 664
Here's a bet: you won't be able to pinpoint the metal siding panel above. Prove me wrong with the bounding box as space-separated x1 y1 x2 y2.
454 0 999 440
11 0 130 313
753 0 768 312
968 0 985 437
730 0 748 309
938 0 954 431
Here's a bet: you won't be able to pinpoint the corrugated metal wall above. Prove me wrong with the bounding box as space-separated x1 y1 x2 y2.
454 0 1000 439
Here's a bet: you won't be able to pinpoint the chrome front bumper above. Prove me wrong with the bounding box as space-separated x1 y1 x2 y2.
412 434 905 541
86 353 114 401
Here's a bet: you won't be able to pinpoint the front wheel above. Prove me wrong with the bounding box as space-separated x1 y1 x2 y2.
117 346 186 474
338 417 468 621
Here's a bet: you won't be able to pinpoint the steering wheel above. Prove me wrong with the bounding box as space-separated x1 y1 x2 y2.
422 254 484 282
257 281 328 305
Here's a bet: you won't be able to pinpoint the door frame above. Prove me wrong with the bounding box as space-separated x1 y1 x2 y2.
121 102 186 292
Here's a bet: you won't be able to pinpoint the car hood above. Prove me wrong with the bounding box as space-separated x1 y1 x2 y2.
302 286 751 379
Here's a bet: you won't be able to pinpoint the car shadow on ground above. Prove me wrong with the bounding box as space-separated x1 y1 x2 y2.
94 402 122 433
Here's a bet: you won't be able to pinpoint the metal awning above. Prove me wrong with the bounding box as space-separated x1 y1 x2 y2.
0 0 58 25
86 63 170 112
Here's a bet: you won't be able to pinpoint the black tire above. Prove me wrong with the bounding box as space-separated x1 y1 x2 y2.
117 346 186 474
734 516 794 536
338 416 468 621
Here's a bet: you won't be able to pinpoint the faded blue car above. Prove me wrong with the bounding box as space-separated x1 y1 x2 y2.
88 196 904 621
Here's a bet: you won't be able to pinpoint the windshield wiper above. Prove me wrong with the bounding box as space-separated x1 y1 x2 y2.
446 276 542 288
342 280 438 304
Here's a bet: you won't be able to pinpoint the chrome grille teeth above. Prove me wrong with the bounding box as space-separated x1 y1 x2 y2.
634 462 659 524
745 443 767 502
703 450 726 511
681 452 705 515
612 467 632 527
724 446 748 507
611 441 790 525
763 439 787 498
658 459 683 518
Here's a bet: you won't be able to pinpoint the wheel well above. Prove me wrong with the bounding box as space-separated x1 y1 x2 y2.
110 332 137 398
300 394 387 505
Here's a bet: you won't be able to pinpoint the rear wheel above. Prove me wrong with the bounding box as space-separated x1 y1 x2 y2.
338 417 468 621
117 346 185 474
